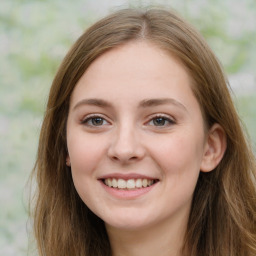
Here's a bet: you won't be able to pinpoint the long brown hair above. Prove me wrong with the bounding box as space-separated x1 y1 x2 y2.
30 8 256 256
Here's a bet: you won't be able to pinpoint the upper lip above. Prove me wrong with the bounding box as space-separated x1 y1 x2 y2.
98 173 159 181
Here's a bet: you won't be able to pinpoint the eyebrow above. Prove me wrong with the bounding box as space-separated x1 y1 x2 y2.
73 98 112 110
139 98 187 111
72 97 187 112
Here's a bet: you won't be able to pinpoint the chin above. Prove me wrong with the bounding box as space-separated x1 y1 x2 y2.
103 213 158 232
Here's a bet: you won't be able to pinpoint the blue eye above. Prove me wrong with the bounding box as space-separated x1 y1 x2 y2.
148 116 175 127
82 116 109 126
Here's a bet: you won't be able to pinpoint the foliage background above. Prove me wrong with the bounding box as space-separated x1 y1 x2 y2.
0 0 255 255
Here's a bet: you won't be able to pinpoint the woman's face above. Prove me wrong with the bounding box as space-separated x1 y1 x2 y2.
66 41 209 231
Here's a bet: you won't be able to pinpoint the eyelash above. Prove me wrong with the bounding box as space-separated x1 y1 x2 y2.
80 114 175 128
81 114 110 127
147 114 175 127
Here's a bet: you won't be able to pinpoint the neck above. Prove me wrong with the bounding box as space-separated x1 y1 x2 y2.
106 210 189 256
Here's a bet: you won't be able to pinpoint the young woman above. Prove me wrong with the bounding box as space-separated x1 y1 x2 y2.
31 8 256 256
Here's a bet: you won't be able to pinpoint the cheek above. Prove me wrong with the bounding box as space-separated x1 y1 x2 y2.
67 133 106 178
152 131 205 177
67 135 105 205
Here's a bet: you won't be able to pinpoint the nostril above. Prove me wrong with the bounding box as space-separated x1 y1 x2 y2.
111 155 138 162
112 156 119 161
107 138 145 162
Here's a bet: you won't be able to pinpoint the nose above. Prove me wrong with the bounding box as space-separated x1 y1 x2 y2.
107 124 146 164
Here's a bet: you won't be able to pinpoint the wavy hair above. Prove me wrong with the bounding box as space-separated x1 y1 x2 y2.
30 8 256 256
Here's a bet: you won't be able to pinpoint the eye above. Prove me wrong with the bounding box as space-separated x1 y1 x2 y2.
147 115 175 127
81 115 110 127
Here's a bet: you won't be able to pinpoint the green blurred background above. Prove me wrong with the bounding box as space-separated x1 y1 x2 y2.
0 0 255 255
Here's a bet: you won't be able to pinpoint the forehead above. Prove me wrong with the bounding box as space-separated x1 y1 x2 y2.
71 41 194 101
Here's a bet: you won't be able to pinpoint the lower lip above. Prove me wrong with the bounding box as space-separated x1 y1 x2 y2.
100 181 158 199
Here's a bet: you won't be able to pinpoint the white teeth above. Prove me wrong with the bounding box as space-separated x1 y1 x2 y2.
104 178 155 189
112 178 118 188
117 179 126 189
135 179 142 188
106 178 112 187
127 179 135 189
142 179 148 187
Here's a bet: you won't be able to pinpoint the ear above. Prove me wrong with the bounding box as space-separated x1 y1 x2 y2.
66 155 71 167
200 123 227 172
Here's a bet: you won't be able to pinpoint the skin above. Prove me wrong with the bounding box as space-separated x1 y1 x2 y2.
66 41 226 256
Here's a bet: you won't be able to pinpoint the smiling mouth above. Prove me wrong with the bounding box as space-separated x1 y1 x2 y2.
103 178 159 190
